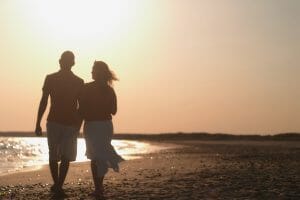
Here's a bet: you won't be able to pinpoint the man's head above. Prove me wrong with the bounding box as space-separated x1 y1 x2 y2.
59 51 75 70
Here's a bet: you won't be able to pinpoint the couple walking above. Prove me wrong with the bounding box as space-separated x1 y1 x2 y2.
35 51 123 197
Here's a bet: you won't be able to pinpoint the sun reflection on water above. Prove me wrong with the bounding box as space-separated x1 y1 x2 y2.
0 137 163 175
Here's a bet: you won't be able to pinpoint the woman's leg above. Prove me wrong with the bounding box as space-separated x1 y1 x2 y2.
91 160 105 194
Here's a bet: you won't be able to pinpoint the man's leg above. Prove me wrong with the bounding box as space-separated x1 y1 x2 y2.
47 122 60 191
57 158 70 189
49 160 59 187
56 126 77 189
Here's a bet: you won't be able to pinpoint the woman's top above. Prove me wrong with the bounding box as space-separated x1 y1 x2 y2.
79 81 117 121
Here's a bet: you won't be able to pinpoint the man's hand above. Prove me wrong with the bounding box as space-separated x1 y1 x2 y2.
35 91 49 137
35 125 42 136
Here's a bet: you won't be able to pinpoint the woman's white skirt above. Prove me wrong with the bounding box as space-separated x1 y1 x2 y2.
83 120 124 174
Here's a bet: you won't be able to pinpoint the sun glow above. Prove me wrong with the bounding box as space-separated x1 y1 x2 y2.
24 0 136 48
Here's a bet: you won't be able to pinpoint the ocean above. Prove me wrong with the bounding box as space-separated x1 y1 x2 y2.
0 137 166 175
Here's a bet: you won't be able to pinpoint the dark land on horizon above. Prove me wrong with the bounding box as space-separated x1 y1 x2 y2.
0 131 299 141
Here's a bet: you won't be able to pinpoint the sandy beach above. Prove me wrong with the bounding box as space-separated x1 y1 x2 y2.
0 140 299 200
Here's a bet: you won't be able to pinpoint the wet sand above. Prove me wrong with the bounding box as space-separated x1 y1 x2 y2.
0 140 299 199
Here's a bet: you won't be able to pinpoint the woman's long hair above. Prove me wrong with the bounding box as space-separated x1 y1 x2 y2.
92 61 118 86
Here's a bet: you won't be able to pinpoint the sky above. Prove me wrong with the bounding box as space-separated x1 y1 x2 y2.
0 0 299 134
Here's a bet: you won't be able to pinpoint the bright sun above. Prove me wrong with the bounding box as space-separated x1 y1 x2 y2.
24 0 136 48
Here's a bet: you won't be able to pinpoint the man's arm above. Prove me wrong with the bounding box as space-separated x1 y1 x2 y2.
76 80 85 134
35 92 49 136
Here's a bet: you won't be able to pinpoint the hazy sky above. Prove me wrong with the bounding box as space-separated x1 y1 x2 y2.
0 0 299 134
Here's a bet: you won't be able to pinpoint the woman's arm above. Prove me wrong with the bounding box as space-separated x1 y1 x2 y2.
111 88 117 115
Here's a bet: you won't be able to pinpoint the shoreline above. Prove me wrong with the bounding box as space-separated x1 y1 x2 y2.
0 140 182 178
0 140 299 199
0 132 299 141
0 140 295 177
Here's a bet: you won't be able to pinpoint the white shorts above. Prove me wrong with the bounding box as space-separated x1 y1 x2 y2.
47 122 78 161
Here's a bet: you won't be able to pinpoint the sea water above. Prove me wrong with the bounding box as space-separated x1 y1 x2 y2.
0 137 165 175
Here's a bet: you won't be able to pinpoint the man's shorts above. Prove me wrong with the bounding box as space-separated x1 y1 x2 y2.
46 122 78 162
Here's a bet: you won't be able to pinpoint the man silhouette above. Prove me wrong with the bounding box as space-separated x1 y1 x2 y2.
35 51 84 197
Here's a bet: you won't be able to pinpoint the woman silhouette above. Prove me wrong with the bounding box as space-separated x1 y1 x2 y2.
79 61 123 197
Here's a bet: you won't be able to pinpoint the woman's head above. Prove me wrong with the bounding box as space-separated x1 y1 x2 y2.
92 61 118 85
